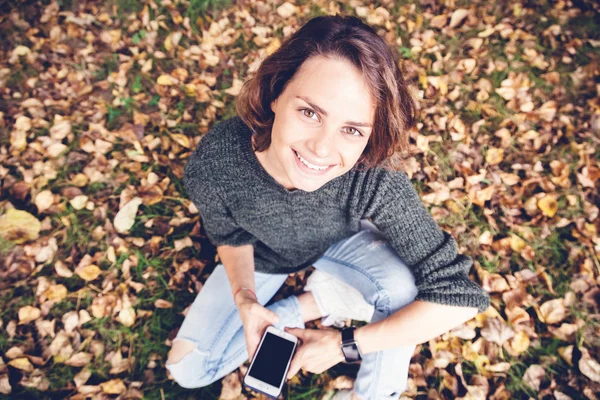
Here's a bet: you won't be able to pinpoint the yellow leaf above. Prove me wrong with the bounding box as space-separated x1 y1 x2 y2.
157 74 177 86
486 147 504 165
510 331 530 355
0 209 41 244
163 33 173 52
100 379 126 394
266 37 281 55
76 264 102 281
18 306 41 324
8 358 33 372
169 133 190 148
510 234 526 252
537 194 558 217
44 284 68 302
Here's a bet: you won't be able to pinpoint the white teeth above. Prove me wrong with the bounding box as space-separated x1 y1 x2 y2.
295 151 329 171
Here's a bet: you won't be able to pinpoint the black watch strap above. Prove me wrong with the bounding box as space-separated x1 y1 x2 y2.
340 326 362 363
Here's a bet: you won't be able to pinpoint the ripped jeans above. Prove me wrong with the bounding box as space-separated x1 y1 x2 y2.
166 220 419 399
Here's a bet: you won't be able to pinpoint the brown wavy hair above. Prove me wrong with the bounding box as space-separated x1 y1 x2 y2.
235 14 418 170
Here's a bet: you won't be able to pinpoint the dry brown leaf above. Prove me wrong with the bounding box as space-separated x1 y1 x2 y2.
100 378 126 394
154 299 173 309
523 364 545 391
539 298 567 324
449 9 469 28
579 347 600 383
65 352 92 367
480 317 514 346
18 306 41 324
35 190 55 213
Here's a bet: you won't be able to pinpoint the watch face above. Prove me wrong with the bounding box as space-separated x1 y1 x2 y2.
342 343 362 363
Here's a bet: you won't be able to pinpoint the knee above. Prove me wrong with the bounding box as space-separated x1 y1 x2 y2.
385 282 418 314
167 340 215 389
378 270 418 315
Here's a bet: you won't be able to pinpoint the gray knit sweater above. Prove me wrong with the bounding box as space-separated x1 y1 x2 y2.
183 116 490 313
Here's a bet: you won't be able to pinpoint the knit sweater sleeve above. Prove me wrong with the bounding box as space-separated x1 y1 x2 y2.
182 143 258 248
362 170 490 314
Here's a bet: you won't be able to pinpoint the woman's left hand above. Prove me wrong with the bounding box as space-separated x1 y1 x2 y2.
284 327 346 380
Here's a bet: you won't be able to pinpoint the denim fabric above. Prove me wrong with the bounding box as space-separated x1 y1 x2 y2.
166 220 418 399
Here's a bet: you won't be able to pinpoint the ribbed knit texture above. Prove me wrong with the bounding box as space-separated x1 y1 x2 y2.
183 116 491 313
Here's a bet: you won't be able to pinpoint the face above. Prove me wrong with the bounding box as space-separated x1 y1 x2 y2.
254 55 376 192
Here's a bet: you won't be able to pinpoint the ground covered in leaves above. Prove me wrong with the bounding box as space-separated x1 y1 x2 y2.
1 0 599 398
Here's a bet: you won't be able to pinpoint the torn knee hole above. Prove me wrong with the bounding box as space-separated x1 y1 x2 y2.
167 339 196 365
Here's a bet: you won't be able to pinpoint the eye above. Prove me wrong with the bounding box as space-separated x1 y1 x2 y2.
345 127 364 137
300 108 319 121
299 108 364 137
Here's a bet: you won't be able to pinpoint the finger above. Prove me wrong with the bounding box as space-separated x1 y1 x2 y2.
286 359 300 381
286 349 303 380
285 327 305 339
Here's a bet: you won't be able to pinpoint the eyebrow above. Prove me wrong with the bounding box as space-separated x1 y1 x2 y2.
295 95 373 128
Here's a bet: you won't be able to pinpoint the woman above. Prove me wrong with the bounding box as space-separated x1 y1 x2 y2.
166 14 490 399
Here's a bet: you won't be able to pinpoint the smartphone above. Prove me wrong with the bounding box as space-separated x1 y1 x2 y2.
243 325 299 399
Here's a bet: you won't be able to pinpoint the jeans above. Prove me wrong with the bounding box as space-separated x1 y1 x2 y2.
166 220 419 399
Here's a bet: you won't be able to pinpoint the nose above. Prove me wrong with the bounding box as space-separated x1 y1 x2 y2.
306 127 337 160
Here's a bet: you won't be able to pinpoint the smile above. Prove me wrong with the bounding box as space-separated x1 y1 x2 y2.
292 149 336 174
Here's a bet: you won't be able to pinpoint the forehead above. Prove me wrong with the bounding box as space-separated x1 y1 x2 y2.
287 56 376 121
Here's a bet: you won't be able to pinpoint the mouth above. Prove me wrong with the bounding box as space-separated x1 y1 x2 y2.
292 148 336 175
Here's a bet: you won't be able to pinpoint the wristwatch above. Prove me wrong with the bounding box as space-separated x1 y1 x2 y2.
340 326 362 363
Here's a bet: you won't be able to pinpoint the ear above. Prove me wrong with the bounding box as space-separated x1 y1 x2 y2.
270 99 277 113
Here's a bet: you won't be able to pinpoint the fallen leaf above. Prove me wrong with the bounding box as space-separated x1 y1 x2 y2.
579 347 600 383
539 298 567 324
157 75 177 86
114 197 142 234
35 190 55 213
75 264 102 281
537 194 558 217
8 358 33 372
0 209 41 244
480 317 514 346
100 378 126 394
449 9 469 28
117 306 136 327
18 306 41 324
523 364 545 391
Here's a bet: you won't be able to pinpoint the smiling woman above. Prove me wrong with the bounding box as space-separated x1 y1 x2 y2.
237 15 418 176
250 55 374 192
169 14 489 400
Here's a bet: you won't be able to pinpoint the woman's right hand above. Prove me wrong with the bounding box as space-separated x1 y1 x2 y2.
235 291 280 361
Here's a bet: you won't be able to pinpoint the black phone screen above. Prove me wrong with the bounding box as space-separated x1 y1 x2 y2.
248 332 296 387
